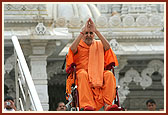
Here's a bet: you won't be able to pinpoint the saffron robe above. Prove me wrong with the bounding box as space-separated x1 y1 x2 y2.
66 39 118 110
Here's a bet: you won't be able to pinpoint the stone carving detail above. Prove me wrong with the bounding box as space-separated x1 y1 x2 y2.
140 68 153 89
149 15 161 26
141 60 164 88
150 4 158 14
5 4 24 10
4 4 45 11
159 67 164 86
97 4 108 13
128 4 147 14
109 39 119 51
121 4 161 16
117 57 128 71
119 60 164 104
109 15 121 27
123 15 135 26
56 17 66 27
35 23 46 35
4 4 47 18
4 54 15 74
148 60 164 86
112 4 121 13
69 17 81 27
121 4 128 15
96 16 107 27
124 68 142 85
136 15 148 26
148 60 164 72
118 78 130 105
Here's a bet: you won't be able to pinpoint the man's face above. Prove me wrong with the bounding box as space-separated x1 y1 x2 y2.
147 102 156 111
56 103 66 111
83 31 94 46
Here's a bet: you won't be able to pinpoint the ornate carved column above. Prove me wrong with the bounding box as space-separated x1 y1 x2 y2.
29 40 49 111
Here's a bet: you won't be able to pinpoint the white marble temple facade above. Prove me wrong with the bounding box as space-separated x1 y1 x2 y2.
3 3 165 111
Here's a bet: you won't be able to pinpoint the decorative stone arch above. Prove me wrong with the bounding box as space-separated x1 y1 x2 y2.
119 67 141 104
141 59 164 88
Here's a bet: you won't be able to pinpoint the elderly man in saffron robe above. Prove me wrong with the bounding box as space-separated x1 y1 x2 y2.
66 18 119 111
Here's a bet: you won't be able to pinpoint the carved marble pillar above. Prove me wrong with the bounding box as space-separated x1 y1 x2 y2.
29 40 49 111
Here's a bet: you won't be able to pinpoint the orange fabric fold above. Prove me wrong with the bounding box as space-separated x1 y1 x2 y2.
104 48 119 67
66 48 74 71
88 40 104 87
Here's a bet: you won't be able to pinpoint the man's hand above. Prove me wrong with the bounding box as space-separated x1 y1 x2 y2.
82 19 90 34
89 18 97 33
82 18 97 34
4 100 16 110
9 100 16 110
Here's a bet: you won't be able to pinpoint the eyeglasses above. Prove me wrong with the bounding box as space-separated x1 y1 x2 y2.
85 32 93 35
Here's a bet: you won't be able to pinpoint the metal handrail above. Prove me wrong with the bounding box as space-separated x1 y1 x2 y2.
11 35 43 111
17 59 26 87
19 98 24 111
28 90 36 110
18 78 26 102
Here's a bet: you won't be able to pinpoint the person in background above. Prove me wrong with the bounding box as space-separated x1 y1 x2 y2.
56 102 67 111
4 96 16 111
146 99 156 111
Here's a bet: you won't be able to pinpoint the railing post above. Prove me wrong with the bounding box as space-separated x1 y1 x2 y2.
25 82 30 111
14 49 20 111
